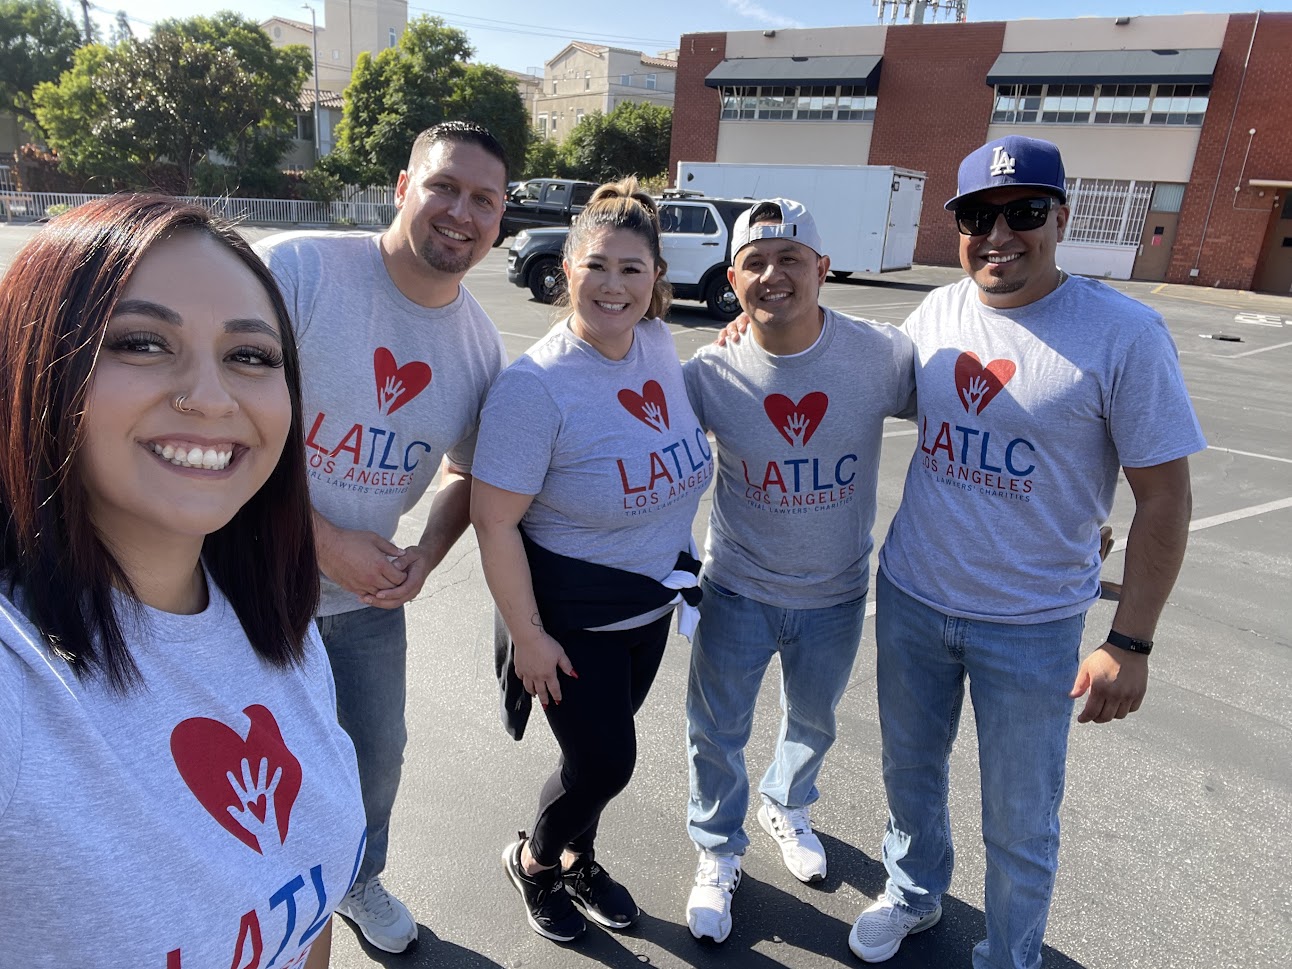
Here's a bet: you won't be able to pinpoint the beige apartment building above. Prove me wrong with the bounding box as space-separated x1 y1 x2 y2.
533 43 677 141
263 0 409 165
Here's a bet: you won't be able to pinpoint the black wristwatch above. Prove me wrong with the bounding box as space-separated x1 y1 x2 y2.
1106 630 1153 655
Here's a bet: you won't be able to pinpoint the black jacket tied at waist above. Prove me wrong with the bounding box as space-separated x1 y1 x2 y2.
494 530 702 740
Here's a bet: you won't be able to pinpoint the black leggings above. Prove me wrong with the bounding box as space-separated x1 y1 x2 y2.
527 613 671 867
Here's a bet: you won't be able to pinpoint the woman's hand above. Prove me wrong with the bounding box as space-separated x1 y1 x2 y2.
514 626 576 706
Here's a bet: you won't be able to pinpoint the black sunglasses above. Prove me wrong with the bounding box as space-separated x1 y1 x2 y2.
955 197 1055 237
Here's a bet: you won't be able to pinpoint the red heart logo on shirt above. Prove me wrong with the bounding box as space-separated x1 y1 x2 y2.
374 347 432 416
170 705 302 854
954 352 1016 415
618 380 670 432
764 392 829 447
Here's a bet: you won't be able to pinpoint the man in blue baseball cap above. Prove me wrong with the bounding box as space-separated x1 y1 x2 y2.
848 136 1206 967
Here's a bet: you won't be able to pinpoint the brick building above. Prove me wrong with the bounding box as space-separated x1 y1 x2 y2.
668 11 1292 293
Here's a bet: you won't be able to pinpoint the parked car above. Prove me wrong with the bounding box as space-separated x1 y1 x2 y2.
495 178 599 246
505 195 755 321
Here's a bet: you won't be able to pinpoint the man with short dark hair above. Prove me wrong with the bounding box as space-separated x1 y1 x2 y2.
257 121 510 953
848 135 1205 968
682 199 915 943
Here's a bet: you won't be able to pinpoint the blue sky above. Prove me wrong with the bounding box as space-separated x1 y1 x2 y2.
88 0 1292 74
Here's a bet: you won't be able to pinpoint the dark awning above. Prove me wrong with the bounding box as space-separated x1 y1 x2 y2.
986 48 1220 86
704 54 882 88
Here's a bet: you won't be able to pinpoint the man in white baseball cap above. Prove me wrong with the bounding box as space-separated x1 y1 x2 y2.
680 199 916 943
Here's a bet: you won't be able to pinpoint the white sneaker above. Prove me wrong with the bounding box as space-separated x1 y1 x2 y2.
686 849 742 943
848 897 942 962
757 801 827 883
335 876 418 953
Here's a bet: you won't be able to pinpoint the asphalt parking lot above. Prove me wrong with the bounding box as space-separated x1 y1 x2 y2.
2 224 1289 969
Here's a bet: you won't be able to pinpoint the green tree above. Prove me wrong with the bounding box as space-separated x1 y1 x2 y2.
34 32 261 191
0 0 83 135
562 101 672 183
442 63 528 175
330 16 528 185
523 135 569 180
157 12 311 169
31 43 119 179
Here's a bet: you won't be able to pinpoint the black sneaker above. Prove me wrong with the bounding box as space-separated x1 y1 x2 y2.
562 852 640 929
502 834 586 942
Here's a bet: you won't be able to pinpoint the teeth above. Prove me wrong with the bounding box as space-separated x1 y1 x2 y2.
985 254 1020 264
597 302 627 311
149 443 234 471
437 227 469 241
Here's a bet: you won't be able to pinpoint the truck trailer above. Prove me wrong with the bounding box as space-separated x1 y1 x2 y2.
674 162 926 277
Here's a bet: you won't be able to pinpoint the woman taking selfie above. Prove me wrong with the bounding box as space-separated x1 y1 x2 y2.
0 196 364 967
472 177 712 943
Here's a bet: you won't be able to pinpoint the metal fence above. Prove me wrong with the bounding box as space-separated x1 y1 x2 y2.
1 187 396 227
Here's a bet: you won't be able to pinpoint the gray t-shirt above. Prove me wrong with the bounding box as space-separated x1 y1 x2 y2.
473 317 713 583
684 308 915 608
880 274 1207 623
256 231 506 616
0 577 364 967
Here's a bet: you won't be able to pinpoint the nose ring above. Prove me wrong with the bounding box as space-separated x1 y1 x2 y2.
173 395 194 413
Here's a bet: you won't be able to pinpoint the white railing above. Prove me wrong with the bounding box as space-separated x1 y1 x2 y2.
1 189 396 227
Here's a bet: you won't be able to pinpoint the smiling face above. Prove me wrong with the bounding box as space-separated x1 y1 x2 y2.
77 230 293 556
728 234 828 348
392 139 507 278
563 226 660 360
957 185 1069 309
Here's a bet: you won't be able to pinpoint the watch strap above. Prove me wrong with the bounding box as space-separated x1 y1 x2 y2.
1106 629 1152 655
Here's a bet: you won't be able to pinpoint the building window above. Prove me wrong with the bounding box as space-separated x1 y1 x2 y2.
620 73 631 86
551 113 558 131
585 70 591 90
296 112 315 142
538 115 547 137
645 73 657 90
719 84 875 122
331 49 340 60
273 26 281 38
1063 178 1153 246
992 82 1208 126
576 108 585 126
552 80 558 94
388 27 396 48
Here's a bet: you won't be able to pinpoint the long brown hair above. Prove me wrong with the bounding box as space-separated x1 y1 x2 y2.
0 194 319 691
563 176 672 320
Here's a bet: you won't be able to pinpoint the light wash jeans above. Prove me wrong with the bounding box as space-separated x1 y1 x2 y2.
317 605 408 884
687 575 866 855
875 569 1084 969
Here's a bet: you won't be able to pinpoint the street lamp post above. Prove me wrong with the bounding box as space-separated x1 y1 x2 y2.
303 4 322 159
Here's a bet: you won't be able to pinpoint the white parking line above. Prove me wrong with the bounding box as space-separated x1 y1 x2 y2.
1108 495 1292 554
1228 339 1292 358
883 428 918 439
1208 446 1292 466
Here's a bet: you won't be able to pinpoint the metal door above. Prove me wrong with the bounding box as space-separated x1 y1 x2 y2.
1131 212 1179 281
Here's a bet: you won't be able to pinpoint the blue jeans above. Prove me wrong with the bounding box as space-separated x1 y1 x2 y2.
687 575 866 855
875 570 1084 969
317 605 407 884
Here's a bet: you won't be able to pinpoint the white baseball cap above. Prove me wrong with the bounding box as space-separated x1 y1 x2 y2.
731 198 824 261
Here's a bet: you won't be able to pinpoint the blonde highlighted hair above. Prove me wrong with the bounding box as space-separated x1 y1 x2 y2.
562 176 672 320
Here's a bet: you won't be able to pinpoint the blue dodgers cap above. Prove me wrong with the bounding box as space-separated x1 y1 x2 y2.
731 198 825 261
945 135 1067 210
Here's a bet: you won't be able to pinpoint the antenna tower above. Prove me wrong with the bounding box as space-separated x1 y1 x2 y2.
873 0 967 24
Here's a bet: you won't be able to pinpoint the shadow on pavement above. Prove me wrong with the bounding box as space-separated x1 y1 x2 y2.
829 276 941 293
338 922 507 968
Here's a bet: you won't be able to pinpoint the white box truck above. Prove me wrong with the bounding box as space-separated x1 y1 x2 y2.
675 162 926 277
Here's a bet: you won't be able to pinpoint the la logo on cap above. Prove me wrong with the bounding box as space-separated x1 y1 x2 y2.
989 145 1016 176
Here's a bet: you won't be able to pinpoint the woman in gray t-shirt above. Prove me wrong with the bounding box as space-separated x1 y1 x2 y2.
473 179 712 943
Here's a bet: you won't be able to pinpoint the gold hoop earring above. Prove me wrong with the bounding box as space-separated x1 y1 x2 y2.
172 395 194 413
